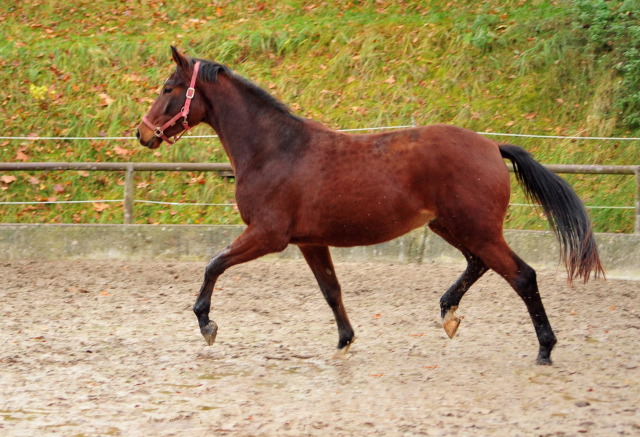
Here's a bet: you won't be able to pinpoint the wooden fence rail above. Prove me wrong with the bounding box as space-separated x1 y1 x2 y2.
0 162 638 232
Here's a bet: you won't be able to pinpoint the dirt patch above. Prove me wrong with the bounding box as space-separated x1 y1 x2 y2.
1 259 639 436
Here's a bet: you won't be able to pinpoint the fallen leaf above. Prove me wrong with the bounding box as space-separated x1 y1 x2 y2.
505 120 515 126
1 175 17 184
77 171 89 177
124 73 142 82
136 181 150 189
383 75 395 84
347 76 356 84
28 176 39 185
556 98 564 103
99 93 114 106
47 196 57 202
101 290 110 296
92 202 110 212
114 145 132 156
216 6 223 17
53 183 64 194
16 150 29 162
425 365 438 369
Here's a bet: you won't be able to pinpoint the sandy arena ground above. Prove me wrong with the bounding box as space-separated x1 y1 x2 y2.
0 259 639 436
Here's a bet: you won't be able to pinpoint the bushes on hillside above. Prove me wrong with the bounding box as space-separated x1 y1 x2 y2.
573 0 640 128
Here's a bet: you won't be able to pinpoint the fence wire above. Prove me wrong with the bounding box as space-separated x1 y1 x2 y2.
2 126 640 141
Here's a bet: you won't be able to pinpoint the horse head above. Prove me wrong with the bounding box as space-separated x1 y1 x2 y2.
137 46 208 149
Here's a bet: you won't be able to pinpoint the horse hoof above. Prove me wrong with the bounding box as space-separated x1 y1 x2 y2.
201 321 218 346
535 356 553 366
332 339 354 360
442 308 461 339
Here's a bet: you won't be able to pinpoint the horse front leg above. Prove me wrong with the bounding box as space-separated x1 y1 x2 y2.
193 225 288 345
298 245 355 359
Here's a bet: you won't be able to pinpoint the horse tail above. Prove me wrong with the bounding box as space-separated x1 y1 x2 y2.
499 144 605 283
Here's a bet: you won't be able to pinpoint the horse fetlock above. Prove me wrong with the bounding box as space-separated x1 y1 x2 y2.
442 306 462 339
535 337 556 365
200 321 218 346
338 328 355 349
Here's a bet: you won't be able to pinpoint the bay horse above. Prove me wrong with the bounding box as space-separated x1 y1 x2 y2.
137 47 604 365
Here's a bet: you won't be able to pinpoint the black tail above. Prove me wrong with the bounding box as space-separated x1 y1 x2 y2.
499 144 605 283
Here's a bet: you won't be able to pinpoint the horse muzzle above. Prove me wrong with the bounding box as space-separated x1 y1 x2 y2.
136 128 162 149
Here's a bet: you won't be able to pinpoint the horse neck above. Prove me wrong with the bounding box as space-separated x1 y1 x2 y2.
202 76 305 176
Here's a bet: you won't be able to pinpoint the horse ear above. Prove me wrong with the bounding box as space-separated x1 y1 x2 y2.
170 46 190 72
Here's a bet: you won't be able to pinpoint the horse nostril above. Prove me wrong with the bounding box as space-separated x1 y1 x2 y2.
136 129 141 140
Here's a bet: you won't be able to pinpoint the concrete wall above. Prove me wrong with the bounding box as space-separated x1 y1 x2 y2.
0 224 638 279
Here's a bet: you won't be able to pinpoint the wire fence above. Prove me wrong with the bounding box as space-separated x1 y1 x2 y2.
2 124 640 141
0 126 639 231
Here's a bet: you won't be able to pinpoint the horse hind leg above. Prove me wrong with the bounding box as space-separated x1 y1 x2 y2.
429 221 489 338
470 239 557 365
298 245 355 359
440 254 488 338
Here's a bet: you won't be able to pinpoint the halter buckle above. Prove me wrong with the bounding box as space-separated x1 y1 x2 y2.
153 127 163 138
186 87 195 99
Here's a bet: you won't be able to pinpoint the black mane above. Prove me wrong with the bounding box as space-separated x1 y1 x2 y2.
191 58 301 120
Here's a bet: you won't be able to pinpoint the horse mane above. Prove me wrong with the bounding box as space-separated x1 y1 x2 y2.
190 58 301 121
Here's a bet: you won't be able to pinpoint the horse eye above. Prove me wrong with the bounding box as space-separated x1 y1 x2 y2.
163 87 173 94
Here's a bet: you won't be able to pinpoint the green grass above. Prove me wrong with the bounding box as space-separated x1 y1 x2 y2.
0 0 638 231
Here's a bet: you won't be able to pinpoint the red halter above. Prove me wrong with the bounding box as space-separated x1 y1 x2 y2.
142 61 201 145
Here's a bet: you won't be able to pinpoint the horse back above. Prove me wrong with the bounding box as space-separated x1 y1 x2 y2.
283 123 510 247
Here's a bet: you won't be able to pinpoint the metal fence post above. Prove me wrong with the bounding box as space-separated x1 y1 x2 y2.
124 164 134 224
636 167 640 234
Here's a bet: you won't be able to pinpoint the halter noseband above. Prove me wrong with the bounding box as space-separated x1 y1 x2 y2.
142 61 201 145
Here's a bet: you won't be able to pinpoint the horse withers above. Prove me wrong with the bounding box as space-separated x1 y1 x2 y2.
137 47 604 365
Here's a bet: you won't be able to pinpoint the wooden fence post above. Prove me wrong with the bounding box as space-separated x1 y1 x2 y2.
636 167 640 234
124 164 134 224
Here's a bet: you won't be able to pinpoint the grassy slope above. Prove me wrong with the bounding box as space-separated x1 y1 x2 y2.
0 0 637 231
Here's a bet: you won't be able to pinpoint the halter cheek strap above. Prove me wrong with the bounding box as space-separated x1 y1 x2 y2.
142 61 201 145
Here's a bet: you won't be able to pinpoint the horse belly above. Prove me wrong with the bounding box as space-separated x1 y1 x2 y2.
292 204 435 247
